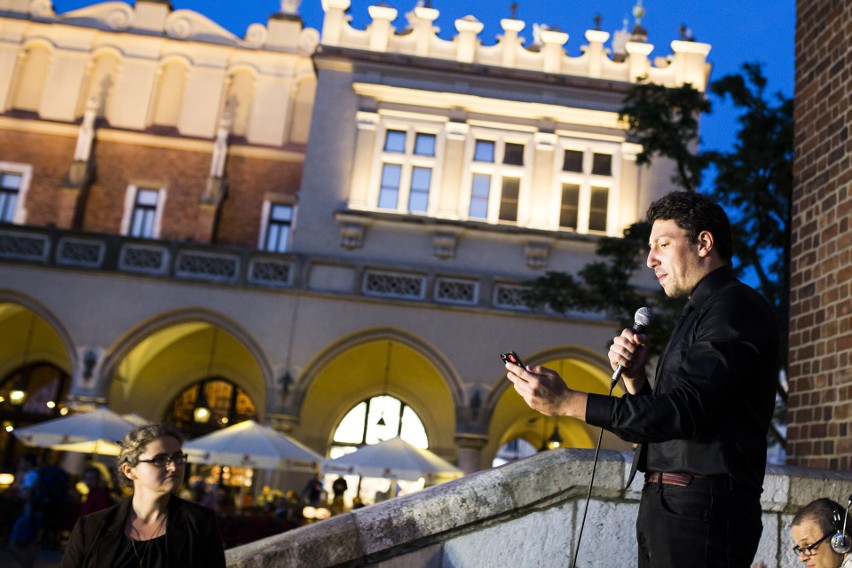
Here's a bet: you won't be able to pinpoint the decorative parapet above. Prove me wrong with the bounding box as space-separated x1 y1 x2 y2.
319 1 711 90
12 0 319 54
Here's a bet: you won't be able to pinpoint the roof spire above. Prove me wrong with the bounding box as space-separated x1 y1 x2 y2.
630 0 648 42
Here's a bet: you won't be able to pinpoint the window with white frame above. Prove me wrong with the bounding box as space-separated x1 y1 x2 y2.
0 171 23 223
375 127 438 215
260 202 294 253
0 163 32 224
466 136 530 224
555 145 615 234
122 185 165 239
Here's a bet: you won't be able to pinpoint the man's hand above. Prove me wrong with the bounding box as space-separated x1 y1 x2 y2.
505 363 587 421
608 329 649 393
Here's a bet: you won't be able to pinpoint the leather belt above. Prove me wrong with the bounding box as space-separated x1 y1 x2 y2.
645 472 694 487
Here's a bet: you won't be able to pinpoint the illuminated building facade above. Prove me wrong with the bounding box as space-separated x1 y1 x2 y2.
0 0 710 486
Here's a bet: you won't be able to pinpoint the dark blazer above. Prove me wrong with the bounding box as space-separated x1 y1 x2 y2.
60 495 226 568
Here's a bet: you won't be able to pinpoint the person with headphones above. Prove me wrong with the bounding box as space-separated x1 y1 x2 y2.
791 497 852 568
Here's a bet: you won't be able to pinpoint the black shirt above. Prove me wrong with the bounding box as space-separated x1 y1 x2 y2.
585 266 779 492
114 534 167 568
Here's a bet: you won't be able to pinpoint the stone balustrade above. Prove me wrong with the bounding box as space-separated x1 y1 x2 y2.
320 0 712 90
226 448 851 567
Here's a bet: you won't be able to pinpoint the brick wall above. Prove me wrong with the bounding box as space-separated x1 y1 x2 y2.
0 130 75 225
789 0 852 469
0 128 302 248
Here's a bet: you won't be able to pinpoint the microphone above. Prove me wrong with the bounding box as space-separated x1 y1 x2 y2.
610 307 654 386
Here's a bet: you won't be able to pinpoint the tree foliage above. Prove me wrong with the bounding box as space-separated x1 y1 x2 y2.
619 81 711 192
706 63 793 364
521 222 682 357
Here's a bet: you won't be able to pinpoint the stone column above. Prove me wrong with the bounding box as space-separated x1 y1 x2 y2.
455 434 489 474
367 4 397 52
348 112 379 209
454 17 483 64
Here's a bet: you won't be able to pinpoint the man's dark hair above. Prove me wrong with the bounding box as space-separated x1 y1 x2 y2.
646 191 733 263
792 498 849 537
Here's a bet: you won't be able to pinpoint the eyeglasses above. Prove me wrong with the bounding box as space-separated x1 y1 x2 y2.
136 453 188 468
792 531 833 557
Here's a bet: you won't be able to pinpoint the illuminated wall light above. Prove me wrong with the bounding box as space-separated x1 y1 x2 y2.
46 401 56 409
3 421 14 433
9 389 26 405
0 473 15 486
0 395 5 403
60 407 70 415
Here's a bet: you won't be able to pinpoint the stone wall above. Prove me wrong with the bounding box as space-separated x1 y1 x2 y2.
226 449 852 567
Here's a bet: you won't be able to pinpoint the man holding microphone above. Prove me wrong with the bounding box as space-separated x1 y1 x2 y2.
506 191 779 567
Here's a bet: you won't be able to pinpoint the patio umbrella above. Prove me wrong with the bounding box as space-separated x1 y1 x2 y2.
121 413 149 426
13 406 138 456
183 419 323 472
323 437 463 481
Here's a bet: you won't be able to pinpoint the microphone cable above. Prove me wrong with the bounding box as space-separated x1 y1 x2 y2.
570 307 653 568
570 372 618 568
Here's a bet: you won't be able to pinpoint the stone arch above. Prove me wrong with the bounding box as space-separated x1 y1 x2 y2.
288 74 316 144
149 54 191 127
0 289 75 377
76 46 121 118
8 39 53 113
221 65 257 137
98 308 273 421
291 327 463 459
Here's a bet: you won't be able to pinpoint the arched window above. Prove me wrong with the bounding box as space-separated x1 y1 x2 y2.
167 377 256 439
329 395 427 459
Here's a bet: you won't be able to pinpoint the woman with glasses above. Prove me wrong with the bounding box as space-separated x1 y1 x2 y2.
791 498 852 568
61 423 226 567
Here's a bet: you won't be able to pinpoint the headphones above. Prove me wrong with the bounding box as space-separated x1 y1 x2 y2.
830 495 852 554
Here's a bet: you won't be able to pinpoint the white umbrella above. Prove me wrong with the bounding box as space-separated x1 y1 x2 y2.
183 419 323 471
323 437 463 481
121 413 148 426
13 407 138 456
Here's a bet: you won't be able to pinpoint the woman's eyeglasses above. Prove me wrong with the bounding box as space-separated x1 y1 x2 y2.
137 453 188 468
792 531 833 557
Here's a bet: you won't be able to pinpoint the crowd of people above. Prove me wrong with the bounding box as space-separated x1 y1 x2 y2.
1 428 366 567
2 422 852 566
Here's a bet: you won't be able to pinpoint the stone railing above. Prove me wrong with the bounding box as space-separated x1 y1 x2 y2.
226 449 852 568
320 0 711 90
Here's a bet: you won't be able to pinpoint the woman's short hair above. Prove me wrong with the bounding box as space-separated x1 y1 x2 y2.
792 498 849 536
116 423 184 488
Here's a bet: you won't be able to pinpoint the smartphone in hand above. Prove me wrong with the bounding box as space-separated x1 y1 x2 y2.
500 351 526 369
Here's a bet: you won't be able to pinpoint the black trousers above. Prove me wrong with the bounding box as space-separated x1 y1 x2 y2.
636 476 763 568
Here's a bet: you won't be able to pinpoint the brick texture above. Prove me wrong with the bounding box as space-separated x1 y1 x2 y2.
0 128 302 247
789 0 852 469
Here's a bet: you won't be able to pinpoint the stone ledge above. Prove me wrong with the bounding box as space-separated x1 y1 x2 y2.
225 449 852 568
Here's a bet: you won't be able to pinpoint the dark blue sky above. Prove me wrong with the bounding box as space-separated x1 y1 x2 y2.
51 0 795 155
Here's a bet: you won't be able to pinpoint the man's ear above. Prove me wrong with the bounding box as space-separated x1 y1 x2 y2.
696 230 715 258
